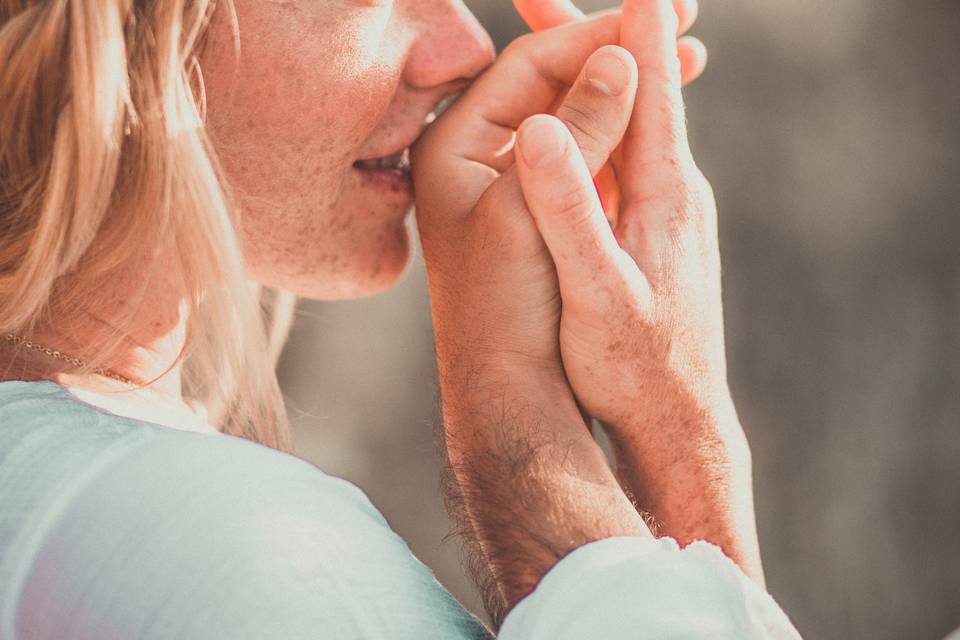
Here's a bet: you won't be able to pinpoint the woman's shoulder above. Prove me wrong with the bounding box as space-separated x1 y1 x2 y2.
0 380 394 588
0 379 378 522
0 381 488 639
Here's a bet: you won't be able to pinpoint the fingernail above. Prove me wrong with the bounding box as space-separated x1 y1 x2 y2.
586 51 629 96
519 117 568 168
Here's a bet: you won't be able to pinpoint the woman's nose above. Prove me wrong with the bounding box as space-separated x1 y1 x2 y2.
403 1 496 89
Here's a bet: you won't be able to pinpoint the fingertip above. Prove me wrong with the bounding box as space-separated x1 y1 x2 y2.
675 0 699 35
514 0 585 31
620 0 684 86
596 44 640 78
519 112 566 137
584 45 638 97
678 36 708 85
517 114 571 168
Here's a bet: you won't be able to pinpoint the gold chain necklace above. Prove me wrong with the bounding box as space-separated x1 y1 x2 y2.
3 334 138 386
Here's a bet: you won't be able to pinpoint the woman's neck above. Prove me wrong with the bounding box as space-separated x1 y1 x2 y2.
0 243 201 429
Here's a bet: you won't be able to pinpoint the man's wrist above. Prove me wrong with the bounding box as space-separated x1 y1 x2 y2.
435 356 651 617
603 397 765 584
603 383 752 502
602 380 744 438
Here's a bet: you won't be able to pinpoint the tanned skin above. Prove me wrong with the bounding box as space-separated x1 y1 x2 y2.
414 0 762 622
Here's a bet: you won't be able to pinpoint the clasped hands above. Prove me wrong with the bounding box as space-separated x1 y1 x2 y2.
413 0 763 615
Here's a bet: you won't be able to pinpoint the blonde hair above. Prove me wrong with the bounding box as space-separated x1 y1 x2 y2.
0 0 295 452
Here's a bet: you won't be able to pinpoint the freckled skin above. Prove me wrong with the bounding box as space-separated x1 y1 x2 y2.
414 0 765 590
201 0 494 299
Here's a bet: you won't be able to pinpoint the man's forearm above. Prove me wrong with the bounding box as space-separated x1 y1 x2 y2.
438 361 650 623
605 399 766 585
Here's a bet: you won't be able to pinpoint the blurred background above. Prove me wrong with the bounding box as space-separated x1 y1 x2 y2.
278 1 960 638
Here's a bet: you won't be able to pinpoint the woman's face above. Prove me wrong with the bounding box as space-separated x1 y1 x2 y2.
201 0 494 299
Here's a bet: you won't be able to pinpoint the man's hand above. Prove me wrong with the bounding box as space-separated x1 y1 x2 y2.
414 0 763 622
514 0 707 85
513 0 764 583
414 20 654 622
414 13 627 376
514 0 707 224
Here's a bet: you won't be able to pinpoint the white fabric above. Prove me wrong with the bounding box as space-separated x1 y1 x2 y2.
0 380 801 639
502 536 801 639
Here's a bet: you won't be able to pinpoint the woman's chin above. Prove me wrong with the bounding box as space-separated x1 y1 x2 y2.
318 250 413 301
257 231 413 301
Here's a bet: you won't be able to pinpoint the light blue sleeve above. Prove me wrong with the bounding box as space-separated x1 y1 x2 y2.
2 415 491 640
499 536 802 639
1 382 800 639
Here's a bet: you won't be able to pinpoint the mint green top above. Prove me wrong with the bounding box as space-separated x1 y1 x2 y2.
0 380 800 639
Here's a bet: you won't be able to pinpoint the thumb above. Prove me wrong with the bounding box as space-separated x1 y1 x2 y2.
515 114 651 311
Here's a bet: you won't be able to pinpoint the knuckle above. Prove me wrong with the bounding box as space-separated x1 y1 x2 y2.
556 102 609 158
670 163 711 211
634 61 680 90
502 33 534 59
621 161 714 241
552 183 597 222
631 154 705 203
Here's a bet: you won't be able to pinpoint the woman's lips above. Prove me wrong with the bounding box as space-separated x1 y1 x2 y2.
352 166 412 196
353 148 413 196
354 148 410 171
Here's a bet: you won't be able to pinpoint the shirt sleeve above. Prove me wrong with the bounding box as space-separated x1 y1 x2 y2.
8 426 491 640
498 536 801 639
2 382 799 640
